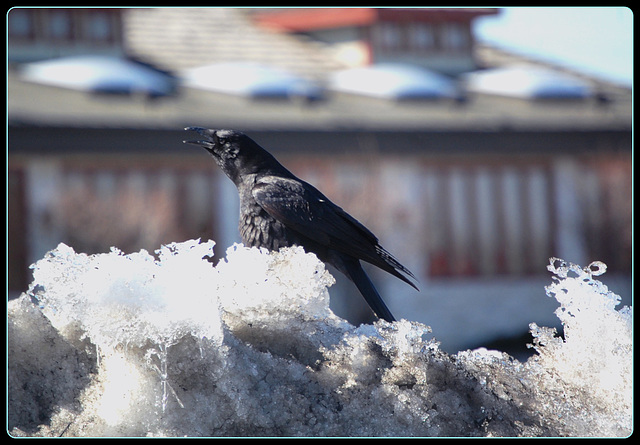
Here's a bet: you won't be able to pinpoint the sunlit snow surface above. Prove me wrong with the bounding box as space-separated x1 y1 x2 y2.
8 240 631 437
20 55 175 96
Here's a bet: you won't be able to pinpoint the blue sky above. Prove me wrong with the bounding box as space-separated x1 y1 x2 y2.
474 7 633 86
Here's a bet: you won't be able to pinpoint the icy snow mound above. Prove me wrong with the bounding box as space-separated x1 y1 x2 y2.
8 241 632 437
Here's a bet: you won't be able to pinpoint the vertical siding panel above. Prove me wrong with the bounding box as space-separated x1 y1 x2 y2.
474 167 498 276
552 159 587 265
26 160 64 263
448 168 471 275
525 167 551 273
8 168 29 292
183 171 216 242
424 169 449 276
501 168 524 275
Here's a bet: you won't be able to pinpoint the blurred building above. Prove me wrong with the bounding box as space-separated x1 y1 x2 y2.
252 8 497 73
8 7 631 351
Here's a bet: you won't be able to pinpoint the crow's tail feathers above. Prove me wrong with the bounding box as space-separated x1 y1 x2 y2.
342 258 396 323
374 245 420 291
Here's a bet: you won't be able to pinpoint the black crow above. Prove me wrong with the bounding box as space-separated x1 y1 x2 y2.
184 127 418 322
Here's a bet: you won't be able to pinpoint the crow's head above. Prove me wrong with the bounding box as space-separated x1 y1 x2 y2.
184 127 276 184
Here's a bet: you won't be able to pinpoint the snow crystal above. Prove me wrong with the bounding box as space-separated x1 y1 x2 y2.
8 241 632 437
525 257 632 436
27 239 222 350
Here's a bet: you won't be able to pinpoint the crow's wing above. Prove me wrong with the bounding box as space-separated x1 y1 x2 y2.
252 176 417 289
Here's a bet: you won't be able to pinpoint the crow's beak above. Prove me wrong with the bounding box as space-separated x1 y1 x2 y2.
183 127 216 152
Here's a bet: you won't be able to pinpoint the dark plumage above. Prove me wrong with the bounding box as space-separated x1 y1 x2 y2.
184 127 418 322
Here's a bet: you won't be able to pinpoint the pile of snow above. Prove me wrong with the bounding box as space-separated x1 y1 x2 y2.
8 240 632 437
181 62 323 100
463 64 592 99
329 63 457 100
20 55 176 97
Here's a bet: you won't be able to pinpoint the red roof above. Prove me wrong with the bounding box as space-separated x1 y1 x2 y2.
254 8 499 32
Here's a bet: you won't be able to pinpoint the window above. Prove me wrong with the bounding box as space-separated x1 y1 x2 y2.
409 23 435 51
441 23 469 51
48 9 73 40
84 10 116 43
8 8 34 40
375 22 403 50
